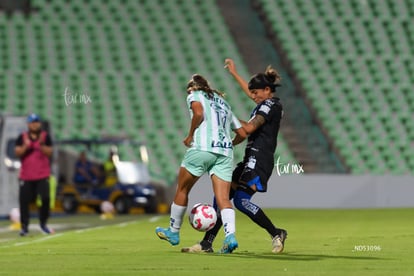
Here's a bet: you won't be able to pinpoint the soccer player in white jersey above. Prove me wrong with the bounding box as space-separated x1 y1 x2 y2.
182 59 287 254
156 74 246 253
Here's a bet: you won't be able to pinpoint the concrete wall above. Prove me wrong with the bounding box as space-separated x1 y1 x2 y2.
178 174 414 210
0 116 27 216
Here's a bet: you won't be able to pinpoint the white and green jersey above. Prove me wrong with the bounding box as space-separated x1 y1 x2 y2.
186 90 242 157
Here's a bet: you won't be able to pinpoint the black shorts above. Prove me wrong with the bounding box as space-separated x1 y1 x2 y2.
232 161 271 192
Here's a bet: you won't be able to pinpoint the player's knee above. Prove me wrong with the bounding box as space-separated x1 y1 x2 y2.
233 197 243 212
233 190 252 214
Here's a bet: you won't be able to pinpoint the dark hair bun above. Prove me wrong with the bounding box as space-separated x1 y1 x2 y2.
265 65 282 86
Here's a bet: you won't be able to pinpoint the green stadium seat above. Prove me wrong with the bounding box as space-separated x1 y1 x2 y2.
257 0 414 174
0 0 299 183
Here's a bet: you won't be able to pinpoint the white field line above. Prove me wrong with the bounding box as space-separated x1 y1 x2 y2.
117 221 138 228
14 234 64 246
74 225 105 233
0 216 158 248
148 216 163 223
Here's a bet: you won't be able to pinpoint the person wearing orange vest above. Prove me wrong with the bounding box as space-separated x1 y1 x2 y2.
15 113 54 236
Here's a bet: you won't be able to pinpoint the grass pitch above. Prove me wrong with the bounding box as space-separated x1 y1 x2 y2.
0 208 413 275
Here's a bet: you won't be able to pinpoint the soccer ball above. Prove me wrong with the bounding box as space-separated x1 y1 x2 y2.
100 201 114 213
188 203 217 232
9 208 20 223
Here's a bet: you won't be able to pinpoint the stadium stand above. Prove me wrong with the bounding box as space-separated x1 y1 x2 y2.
0 0 296 184
256 0 414 174
218 0 347 173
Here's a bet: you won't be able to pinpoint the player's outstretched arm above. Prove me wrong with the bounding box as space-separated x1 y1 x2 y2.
242 115 266 135
232 126 247 146
224 58 253 100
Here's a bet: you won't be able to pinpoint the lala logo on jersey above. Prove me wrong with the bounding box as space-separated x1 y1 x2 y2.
211 131 232 149
211 140 233 149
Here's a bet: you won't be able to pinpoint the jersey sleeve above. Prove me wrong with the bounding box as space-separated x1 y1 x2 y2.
186 91 201 109
230 111 242 130
186 93 194 109
255 99 282 122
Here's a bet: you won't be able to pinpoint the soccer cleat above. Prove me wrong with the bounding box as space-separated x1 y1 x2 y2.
181 243 214 253
19 229 28 237
272 229 288 253
155 227 180 246
220 233 238 254
40 225 55 235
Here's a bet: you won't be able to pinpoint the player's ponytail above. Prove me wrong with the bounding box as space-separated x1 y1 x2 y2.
248 65 282 92
187 74 225 98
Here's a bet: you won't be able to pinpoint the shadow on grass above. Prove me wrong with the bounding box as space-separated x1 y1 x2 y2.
203 251 391 261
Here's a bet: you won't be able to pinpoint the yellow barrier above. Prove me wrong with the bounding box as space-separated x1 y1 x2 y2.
36 175 57 208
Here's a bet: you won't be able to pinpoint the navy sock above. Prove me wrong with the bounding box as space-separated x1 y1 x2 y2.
200 217 222 249
233 189 280 237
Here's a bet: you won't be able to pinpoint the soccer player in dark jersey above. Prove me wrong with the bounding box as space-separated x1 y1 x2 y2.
182 59 287 254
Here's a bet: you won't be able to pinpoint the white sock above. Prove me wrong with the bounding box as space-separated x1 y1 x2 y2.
220 208 235 237
169 202 187 233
